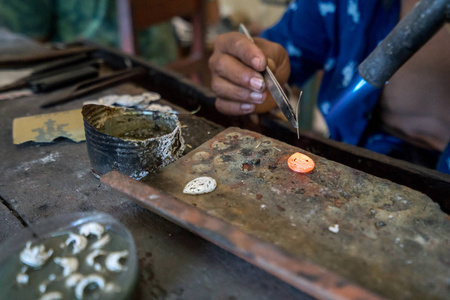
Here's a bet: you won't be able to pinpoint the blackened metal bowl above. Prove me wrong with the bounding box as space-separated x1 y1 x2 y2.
82 104 185 180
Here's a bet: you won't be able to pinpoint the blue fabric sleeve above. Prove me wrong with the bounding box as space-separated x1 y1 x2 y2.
260 0 329 86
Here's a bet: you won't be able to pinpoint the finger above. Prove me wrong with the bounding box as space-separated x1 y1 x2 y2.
211 75 267 105
215 33 267 72
211 53 266 93
255 39 291 82
215 97 256 115
267 58 276 72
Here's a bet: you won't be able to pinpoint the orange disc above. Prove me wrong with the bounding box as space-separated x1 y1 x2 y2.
287 152 315 173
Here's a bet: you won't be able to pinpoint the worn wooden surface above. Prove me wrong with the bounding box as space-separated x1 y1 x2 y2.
0 73 313 299
0 33 312 299
0 201 24 242
2 31 449 300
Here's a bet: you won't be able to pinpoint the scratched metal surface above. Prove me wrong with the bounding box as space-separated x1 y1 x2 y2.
144 127 450 300
0 82 311 299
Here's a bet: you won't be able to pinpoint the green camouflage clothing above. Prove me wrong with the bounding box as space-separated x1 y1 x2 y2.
0 0 177 65
0 0 54 41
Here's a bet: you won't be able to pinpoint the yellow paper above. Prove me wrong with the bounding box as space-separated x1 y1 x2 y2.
13 109 85 144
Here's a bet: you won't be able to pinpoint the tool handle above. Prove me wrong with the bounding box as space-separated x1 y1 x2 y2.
0 58 101 93
30 54 90 77
0 46 96 67
29 66 99 93
40 67 147 108
358 0 449 88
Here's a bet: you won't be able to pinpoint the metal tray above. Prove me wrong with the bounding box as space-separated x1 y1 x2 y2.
102 128 450 300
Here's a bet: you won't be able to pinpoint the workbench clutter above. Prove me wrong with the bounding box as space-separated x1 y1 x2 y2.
0 212 138 299
82 92 170 112
3 27 450 300
0 54 102 102
11 92 174 145
11 91 186 180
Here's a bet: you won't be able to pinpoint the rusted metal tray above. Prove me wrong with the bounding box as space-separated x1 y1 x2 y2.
102 127 450 300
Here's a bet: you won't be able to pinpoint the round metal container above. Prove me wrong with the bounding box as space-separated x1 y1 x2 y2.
82 104 185 180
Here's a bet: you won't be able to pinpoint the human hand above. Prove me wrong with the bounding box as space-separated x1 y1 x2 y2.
209 32 290 115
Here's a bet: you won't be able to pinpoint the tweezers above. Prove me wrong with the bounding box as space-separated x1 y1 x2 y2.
239 24 302 138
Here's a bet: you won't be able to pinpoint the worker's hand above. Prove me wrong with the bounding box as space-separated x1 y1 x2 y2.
209 32 290 115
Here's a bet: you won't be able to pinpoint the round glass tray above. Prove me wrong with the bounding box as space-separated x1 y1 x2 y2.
0 212 137 300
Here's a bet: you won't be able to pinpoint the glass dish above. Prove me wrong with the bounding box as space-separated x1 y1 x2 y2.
0 212 138 300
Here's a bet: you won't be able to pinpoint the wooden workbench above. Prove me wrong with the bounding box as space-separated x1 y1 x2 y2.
2 29 449 300
0 30 313 299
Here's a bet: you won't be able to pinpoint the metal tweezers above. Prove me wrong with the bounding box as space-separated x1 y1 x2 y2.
239 24 302 138
40 67 147 108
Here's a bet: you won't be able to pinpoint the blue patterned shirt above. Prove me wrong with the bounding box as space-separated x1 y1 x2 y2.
261 0 400 145
261 0 450 173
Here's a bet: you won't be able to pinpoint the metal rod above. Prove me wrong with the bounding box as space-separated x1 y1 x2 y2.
358 0 449 88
